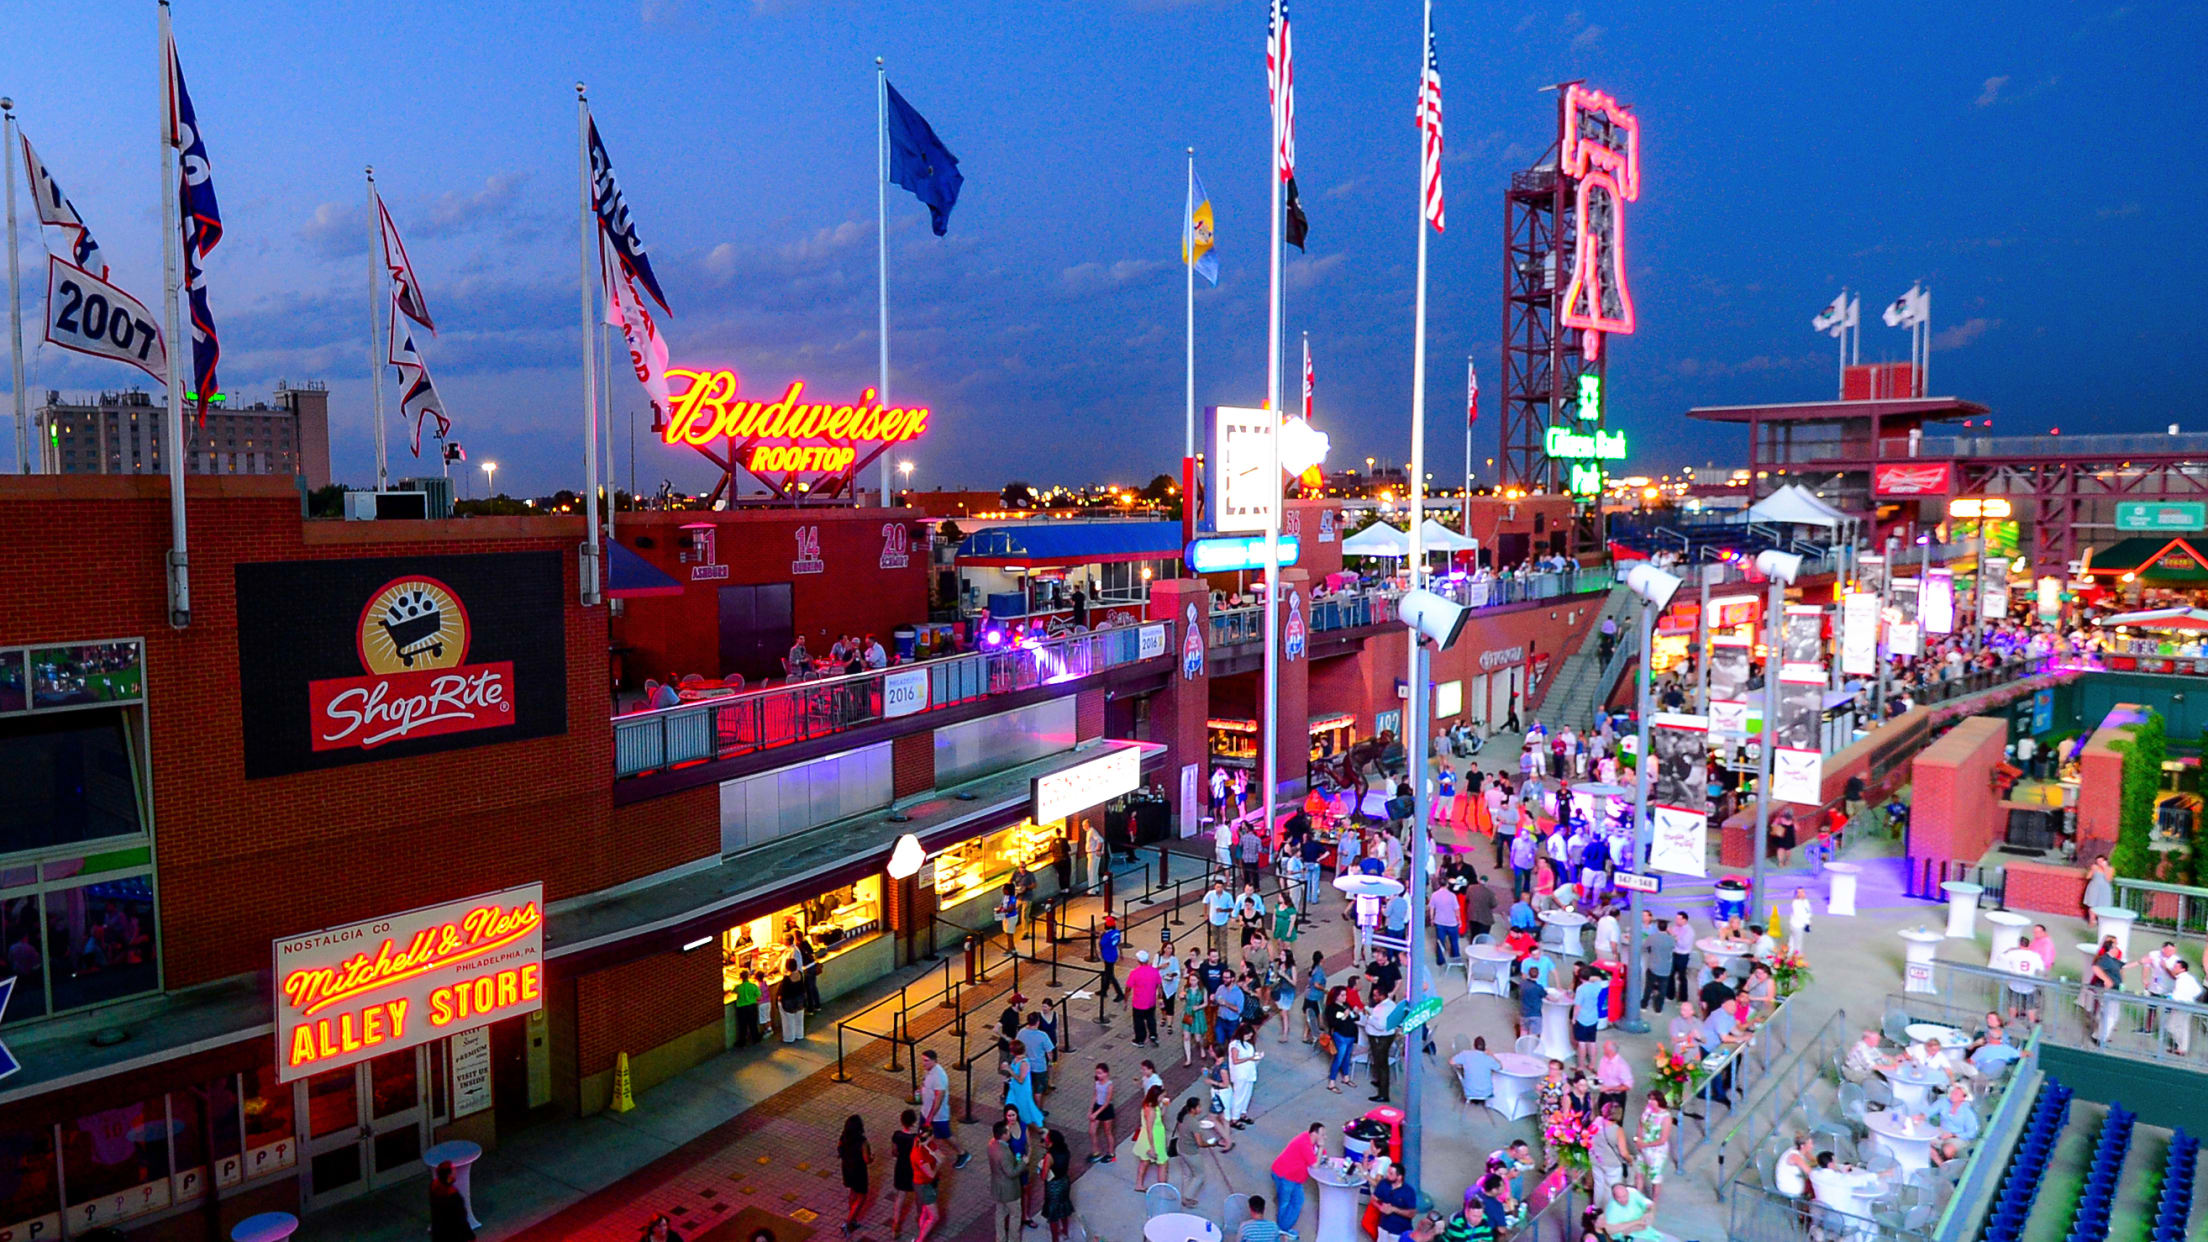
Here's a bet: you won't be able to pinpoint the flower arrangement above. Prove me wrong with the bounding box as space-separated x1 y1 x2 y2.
1651 1043 1699 1098
1543 1114 1600 1174
1772 946 1812 996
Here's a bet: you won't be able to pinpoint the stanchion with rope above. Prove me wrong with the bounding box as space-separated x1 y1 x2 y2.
1083 916 1099 963
1049 920 1062 988
938 955 958 1011
966 935 982 983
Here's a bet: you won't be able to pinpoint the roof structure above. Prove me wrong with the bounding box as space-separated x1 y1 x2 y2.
1685 396 1988 424
2081 536 2208 581
956 521 1184 566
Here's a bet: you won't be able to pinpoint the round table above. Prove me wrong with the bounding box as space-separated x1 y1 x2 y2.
231 1214 300 1242
1145 1212 1223 1242
1881 1064 1947 1113
1863 1109 1937 1171
1335 874 1406 899
1941 881 1984 939
1541 910 1589 958
1900 927 1945 995
2093 906 2139 959
1905 1023 1966 1049
1984 910 2031 960
423 1139 485 1229
1540 990 1575 1061
1310 1159 1367 1242
1491 1052 1547 1121
1466 944 1517 997
1825 862 1862 917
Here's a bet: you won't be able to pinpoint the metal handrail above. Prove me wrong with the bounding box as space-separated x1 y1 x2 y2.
1705 1006 1853 1190
613 622 1171 778
2112 877 2208 938
1902 959 2208 1068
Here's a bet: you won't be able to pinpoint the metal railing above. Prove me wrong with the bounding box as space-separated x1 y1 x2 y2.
1913 431 2208 459
1705 1006 1854 1190
1932 1032 2044 1242
613 622 1171 778
1671 994 1801 1165
2113 877 2208 938
1902 654 2057 709
1904 858 2008 906
1204 567 1614 650
1906 958 2208 1068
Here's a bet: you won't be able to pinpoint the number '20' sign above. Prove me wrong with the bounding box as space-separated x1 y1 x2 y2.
44 257 166 384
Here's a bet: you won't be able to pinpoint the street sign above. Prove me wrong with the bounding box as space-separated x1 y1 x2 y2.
1613 871 1662 895
1392 995 1446 1033
2116 501 2207 533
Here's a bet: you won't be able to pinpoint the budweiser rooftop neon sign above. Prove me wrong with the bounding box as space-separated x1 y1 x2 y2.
663 369 930 476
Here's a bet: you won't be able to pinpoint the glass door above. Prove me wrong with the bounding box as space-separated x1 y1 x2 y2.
296 1047 429 1209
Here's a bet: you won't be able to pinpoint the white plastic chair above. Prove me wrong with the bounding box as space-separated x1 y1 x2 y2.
1144 1184 1184 1220
1223 1193 1253 1236
1515 1034 1539 1055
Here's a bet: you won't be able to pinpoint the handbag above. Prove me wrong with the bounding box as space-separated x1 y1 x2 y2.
1318 1029 1338 1057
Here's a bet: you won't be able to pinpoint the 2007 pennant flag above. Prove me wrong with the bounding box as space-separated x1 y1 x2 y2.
44 256 166 384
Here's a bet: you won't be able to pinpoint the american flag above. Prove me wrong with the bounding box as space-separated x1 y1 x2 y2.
1268 0 1295 183
1467 357 1479 427
1302 336 1314 419
1416 9 1444 232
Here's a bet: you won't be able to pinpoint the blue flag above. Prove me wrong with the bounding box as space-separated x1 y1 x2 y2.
884 80 963 236
165 23 222 422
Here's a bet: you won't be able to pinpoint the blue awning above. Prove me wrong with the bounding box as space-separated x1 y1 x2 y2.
608 540 684 598
957 521 1183 566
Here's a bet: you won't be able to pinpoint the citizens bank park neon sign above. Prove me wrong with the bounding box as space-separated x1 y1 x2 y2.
662 367 930 500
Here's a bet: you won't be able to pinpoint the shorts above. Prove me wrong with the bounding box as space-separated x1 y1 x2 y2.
1573 1021 1598 1043
1095 1103 1117 1123
1033 1071 1050 1095
1521 1012 1543 1033
918 1184 939 1205
930 1119 952 1139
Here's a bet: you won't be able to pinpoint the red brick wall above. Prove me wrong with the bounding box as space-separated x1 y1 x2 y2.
572 946 725 1078
611 508 929 686
1910 717 2007 869
2078 705 2145 847
2007 859 2089 919
0 477 690 988
1077 689 1106 742
892 731 935 799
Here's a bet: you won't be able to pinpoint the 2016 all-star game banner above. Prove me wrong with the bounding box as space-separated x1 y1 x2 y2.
1648 712 1709 877
1707 636 1751 736
1889 579 1921 657
1923 568 1956 635
1856 553 1887 599
1841 592 1880 676
1780 604 1824 677
1981 558 2010 620
1772 670 1826 804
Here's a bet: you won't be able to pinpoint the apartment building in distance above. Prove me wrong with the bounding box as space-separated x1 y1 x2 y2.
34 382 331 489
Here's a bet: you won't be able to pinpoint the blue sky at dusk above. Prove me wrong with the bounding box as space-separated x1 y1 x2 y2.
2 1 2200 495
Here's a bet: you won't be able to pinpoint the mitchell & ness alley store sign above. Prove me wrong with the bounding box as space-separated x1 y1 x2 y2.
235 551 569 777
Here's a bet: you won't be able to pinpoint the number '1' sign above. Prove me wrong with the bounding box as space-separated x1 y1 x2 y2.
44 256 166 384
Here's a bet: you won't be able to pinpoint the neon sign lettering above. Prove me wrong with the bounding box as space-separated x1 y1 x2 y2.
1544 426 1628 460
662 369 930 476
1576 373 1603 423
1558 84 1640 360
281 899 542 1018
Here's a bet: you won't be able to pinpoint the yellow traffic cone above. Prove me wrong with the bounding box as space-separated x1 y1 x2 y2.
612 1051 636 1113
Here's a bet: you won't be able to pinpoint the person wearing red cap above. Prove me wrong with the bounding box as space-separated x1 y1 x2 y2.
1099 915 1126 1003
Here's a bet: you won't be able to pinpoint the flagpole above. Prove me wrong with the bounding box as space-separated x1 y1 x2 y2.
1836 288 1847 399
576 83 603 605
158 2 191 627
367 169 389 490
1262 12 1284 879
1184 147 1194 466
1919 289 1930 397
1463 356 1474 535
877 57 891 509
1401 0 1435 1189
3 101 27 474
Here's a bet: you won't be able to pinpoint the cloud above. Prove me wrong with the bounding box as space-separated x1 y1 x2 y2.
1571 24 1605 50
2097 202 2141 219
298 201 366 258
421 173 528 236
1323 179 1362 200
1930 317 1998 351
1975 74 2059 108
1669 354 1819 379
1974 76 2010 107
640 0 686 22
1285 252 1345 292
1059 258 1171 294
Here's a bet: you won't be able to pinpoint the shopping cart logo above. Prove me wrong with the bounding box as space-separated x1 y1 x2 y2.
308 574 515 752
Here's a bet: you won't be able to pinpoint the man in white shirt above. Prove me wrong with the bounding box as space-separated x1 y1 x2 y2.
2143 942 2183 1035
1592 905 1621 963
2170 959 2203 1055
864 635 889 669
1363 993 1402 1103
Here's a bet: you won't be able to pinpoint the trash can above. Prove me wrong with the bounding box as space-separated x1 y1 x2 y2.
1714 876 1751 923
1597 959 1628 1024
894 626 918 660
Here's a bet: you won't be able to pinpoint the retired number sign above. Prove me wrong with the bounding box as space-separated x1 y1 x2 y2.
45 256 167 384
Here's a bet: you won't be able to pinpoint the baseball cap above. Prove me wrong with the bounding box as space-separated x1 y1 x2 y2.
1136 950 1151 962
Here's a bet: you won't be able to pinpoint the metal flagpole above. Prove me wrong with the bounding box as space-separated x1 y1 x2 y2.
1185 147 1194 465
877 58 891 509
1463 356 1474 534
3 102 27 474
1919 292 1930 397
158 2 191 627
1620 591 1654 1030
576 84 602 605
1695 572 1711 710
366 168 388 491
602 322 616 519
1752 573 1780 912
1401 0 1435 1187
1835 288 1847 399
1262 23 1283 873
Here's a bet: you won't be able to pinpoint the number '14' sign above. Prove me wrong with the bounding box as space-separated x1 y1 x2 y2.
43 256 167 384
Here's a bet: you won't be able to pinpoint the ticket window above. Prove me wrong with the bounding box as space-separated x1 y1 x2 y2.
927 821 1059 909
723 877 885 1001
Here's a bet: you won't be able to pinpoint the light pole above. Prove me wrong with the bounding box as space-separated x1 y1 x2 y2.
1751 550 1803 919
481 460 499 502
1619 562 1682 1030
898 460 915 505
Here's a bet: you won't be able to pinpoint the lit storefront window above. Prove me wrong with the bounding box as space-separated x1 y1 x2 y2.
722 877 884 1003
929 821 1059 909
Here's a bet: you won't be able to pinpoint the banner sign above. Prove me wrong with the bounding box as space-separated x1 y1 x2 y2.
883 667 930 718
1648 712 1708 877
2036 576 2061 625
274 883 545 1082
1709 595 1760 632
1980 558 2009 621
44 256 167 383
1772 671 1825 803
1873 461 1955 497
1889 580 1921 657
1708 637 1751 736
1841 592 1880 677
2115 501 2207 533
234 552 569 778
1032 744 1142 824
1780 604 1824 677
1856 553 1886 599
1923 569 1956 635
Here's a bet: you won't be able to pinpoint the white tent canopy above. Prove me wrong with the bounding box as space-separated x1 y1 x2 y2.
1419 519 1480 552
1341 521 1411 557
1745 483 1853 529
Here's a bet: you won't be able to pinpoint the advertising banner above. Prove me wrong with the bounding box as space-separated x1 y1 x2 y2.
1856 553 1887 599
1772 671 1825 803
1780 604 1824 677
1980 559 2010 621
1647 712 1708 877
1923 569 1956 635
1841 592 1880 676
234 552 569 778
1873 461 1955 497
274 883 545 1082
1890 580 1921 657
2037 576 2062 625
1708 637 1751 736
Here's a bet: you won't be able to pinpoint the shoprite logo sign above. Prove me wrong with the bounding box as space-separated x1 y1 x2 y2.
235 552 568 779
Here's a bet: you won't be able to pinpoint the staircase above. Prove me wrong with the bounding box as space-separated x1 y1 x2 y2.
1527 584 1636 730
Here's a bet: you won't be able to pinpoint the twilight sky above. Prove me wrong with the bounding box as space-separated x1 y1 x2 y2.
2 1 2201 495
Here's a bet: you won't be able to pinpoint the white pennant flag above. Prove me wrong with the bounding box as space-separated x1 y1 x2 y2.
1812 291 1848 335
19 132 106 279
602 238 673 427
388 305 451 456
1882 282 1927 328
